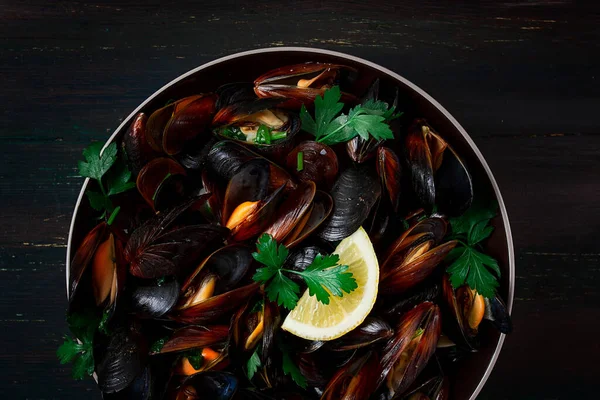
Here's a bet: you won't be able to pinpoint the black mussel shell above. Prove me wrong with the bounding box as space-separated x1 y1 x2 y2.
175 136 218 173
222 159 271 225
102 366 152 400
176 371 238 400
286 141 338 190
130 277 180 318
216 82 257 110
327 317 394 352
96 327 145 393
485 294 513 334
317 165 382 242
435 146 473 216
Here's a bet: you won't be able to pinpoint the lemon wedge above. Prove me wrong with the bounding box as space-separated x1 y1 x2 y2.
281 227 379 341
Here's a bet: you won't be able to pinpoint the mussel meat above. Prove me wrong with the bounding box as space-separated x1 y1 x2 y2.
254 63 358 109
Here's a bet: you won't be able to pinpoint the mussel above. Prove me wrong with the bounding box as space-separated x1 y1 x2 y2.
317 165 382 242
377 302 441 399
129 277 180 318
376 147 402 213
212 98 300 163
206 140 294 193
122 113 157 177
125 198 228 279
326 317 394 352
404 119 473 216
69 222 125 318
222 159 286 242
401 373 449 400
146 93 217 155
286 141 339 190
96 326 145 393
254 63 358 109
379 217 457 295
172 371 238 400
136 157 188 212
170 244 259 324
320 351 381 400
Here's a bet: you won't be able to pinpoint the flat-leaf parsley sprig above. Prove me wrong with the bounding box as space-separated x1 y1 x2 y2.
78 142 136 222
56 311 101 380
299 86 402 146
445 201 501 298
252 233 358 310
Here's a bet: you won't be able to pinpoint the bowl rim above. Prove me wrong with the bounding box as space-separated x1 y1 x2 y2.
65 46 514 400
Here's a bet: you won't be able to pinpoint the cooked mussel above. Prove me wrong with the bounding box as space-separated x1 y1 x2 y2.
263 181 316 243
286 141 339 190
401 373 449 400
379 217 457 294
102 366 153 400
146 93 217 155
484 292 513 334
125 198 228 279
441 274 482 351
376 147 402 213
377 302 441 399
170 245 258 324
254 63 358 109
326 317 394 352
96 326 145 393
206 140 294 193
222 159 287 241
130 277 180 318
122 113 158 177
69 222 125 318
321 350 380 400
404 119 473 216
212 98 300 163
173 371 238 400
136 157 188 212
317 164 382 242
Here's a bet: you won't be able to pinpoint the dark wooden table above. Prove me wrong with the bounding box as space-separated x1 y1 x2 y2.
2 1 599 398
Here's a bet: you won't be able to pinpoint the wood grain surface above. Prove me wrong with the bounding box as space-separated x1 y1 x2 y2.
1 1 599 398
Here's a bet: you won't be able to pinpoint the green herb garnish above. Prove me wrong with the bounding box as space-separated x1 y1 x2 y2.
297 151 304 171
220 126 246 141
252 234 357 310
185 350 204 370
299 86 402 145
446 201 501 298
78 142 135 222
278 337 307 389
150 336 168 354
246 346 262 381
56 311 101 380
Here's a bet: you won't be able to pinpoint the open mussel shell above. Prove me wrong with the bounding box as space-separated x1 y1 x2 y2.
254 63 358 109
146 94 217 155
326 317 394 352
286 141 338 190
441 274 480 351
377 146 402 213
178 244 253 307
69 222 109 303
382 281 441 321
263 181 316 243
434 146 473 217
136 157 187 212
206 140 294 192
173 371 238 400
321 350 381 400
216 82 257 110
222 159 270 226
125 199 229 279
122 113 158 177
317 164 381 242
154 325 229 355
130 277 180 318
213 99 301 164
405 121 436 211
377 302 442 399
96 327 146 393
175 136 218 174
283 190 333 248
484 293 513 334
401 373 449 400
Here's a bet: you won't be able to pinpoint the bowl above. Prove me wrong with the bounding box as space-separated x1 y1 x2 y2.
65 47 514 399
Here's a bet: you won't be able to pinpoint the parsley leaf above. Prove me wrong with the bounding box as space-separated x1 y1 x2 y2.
252 234 357 310
252 234 289 281
246 346 262 381
300 86 400 145
77 142 135 219
296 254 357 305
57 311 101 380
445 202 501 298
279 339 307 389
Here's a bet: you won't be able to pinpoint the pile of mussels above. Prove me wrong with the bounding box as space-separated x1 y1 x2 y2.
66 63 512 400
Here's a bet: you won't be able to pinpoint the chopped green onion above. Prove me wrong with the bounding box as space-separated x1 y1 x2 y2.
256 125 273 144
220 126 246 141
107 206 121 225
270 131 288 141
297 151 304 171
